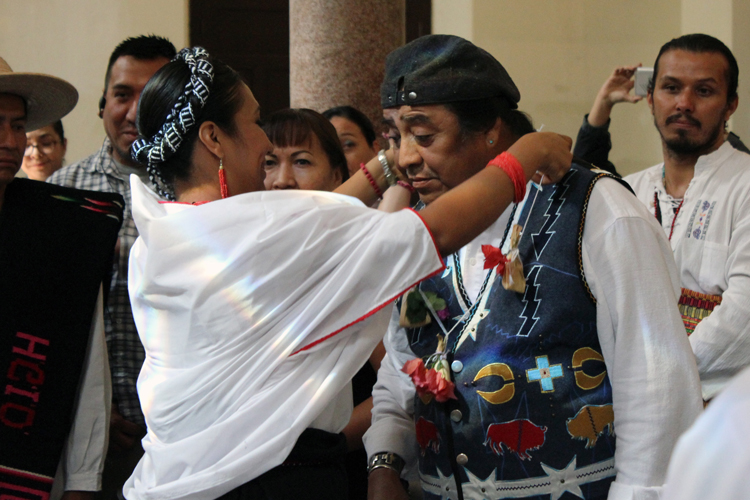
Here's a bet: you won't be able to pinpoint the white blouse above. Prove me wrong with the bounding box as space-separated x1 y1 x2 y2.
123 178 444 500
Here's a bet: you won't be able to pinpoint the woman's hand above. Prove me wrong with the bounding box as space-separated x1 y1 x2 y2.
598 64 643 107
506 132 573 184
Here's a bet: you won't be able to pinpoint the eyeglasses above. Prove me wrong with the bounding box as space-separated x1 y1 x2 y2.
24 140 59 157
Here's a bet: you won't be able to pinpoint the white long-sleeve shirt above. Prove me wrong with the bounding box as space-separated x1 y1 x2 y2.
364 177 703 500
50 288 111 499
625 141 750 399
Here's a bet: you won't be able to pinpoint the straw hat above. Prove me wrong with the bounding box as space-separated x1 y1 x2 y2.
0 56 78 131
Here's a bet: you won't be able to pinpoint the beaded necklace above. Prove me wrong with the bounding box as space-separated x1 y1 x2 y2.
450 204 518 352
655 167 685 241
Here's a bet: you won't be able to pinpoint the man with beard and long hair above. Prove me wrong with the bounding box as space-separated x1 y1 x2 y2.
623 34 750 403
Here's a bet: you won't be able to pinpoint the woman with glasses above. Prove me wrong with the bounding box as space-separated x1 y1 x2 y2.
21 120 67 181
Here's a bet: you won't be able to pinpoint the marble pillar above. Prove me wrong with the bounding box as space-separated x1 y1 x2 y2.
290 0 405 134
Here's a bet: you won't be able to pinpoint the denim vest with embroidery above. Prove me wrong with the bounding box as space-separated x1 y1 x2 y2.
404 167 623 500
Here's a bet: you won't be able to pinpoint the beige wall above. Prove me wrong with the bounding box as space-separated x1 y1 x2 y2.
733 0 750 146
0 0 188 165
434 0 750 177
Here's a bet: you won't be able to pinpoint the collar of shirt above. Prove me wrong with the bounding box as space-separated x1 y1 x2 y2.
87 138 131 184
652 140 735 194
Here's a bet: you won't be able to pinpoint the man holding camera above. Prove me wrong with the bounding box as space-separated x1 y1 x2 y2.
577 34 750 402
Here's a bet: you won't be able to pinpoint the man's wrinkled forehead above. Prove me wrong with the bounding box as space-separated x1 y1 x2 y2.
383 105 444 129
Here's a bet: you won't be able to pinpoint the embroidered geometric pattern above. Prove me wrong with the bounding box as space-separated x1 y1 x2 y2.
679 287 722 335
683 199 716 241
452 203 518 311
526 356 564 393
531 172 571 260
516 265 542 338
419 457 616 500
449 204 518 352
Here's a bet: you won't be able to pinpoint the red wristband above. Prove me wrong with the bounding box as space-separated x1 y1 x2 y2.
396 180 415 194
360 162 383 198
487 152 527 204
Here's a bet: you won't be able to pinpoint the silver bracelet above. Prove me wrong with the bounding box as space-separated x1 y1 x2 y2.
367 452 405 475
377 149 398 187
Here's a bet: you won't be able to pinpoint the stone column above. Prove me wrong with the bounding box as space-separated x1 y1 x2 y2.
290 0 405 132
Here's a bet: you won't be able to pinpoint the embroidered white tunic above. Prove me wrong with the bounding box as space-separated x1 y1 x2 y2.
625 142 750 399
123 177 444 500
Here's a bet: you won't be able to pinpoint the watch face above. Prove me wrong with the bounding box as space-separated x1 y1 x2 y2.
368 452 405 474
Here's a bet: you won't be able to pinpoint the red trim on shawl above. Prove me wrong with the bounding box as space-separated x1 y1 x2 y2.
291 209 446 356
405 207 443 261
291 265 445 356
158 200 212 206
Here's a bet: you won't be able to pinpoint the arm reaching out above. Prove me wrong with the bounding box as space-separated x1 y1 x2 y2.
574 65 642 175
336 131 572 257
587 65 643 127
422 132 573 256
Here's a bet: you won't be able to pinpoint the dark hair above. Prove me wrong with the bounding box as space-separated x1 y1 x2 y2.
50 120 65 142
648 33 739 103
262 108 350 181
135 55 245 198
443 96 534 140
322 105 377 146
105 35 177 90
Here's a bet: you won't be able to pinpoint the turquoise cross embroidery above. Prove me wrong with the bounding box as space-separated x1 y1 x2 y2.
526 356 564 393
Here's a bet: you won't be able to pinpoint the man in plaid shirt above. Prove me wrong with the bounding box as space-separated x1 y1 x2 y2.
48 35 176 499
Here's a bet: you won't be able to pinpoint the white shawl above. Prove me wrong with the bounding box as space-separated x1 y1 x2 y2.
123 178 443 500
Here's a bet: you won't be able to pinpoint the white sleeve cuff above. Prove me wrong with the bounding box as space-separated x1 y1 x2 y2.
608 481 662 500
63 472 102 492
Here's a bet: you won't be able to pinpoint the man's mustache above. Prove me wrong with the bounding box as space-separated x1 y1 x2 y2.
666 113 702 128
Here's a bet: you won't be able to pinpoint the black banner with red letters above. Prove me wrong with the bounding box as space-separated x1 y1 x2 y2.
0 179 123 499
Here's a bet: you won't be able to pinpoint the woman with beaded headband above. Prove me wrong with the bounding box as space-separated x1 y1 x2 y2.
123 47 573 500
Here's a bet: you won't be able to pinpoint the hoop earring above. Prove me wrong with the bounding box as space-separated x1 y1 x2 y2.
219 159 229 199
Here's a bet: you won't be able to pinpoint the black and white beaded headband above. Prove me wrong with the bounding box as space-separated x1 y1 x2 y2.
131 47 214 167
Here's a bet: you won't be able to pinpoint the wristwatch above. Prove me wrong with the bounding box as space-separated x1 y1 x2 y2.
377 149 398 186
367 451 406 475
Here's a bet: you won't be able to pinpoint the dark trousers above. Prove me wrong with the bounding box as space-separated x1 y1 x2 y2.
217 428 348 500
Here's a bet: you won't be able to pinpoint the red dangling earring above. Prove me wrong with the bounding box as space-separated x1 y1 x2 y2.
219 158 229 199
